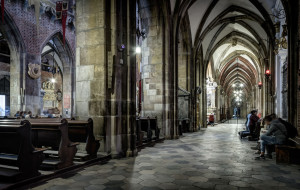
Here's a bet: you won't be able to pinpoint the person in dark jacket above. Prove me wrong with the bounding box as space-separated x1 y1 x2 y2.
256 114 287 159
249 110 259 136
239 110 258 139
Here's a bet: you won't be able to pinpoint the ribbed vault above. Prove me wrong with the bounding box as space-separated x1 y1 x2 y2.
174 0 280 108
169 0 288 130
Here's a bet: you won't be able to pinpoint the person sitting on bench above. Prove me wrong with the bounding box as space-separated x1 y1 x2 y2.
256 114 287 160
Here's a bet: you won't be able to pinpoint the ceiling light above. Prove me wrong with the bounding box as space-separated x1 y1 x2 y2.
51 78 56 83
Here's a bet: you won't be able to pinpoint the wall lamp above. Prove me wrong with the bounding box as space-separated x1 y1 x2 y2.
265 69 271 80
258 82 262 89
136 46 141 54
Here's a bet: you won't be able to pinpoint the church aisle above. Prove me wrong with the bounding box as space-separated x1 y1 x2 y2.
29 122 300 190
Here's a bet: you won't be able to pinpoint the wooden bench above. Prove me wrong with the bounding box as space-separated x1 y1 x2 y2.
0 119 78 169
0 122 46 182
66 119 100 159
136 117 160 142
136 118 144 146
30 118 100 158
276 136 300 164
0 118 100 160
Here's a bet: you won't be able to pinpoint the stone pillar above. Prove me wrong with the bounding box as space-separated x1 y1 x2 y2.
216 86 221 121
76 0 107 150
277 49 287 118
9 51 24 116
140 3 164 132
25 54 41 114
62 67 72 118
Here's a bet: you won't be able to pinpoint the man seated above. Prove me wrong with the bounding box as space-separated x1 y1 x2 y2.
239 110 258 139
255 114 287 160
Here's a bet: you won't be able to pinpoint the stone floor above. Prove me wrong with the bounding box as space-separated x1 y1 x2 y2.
29 120 300 190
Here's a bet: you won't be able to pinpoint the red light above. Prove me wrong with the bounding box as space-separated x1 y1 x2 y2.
258 82 262 89
265 70 271 76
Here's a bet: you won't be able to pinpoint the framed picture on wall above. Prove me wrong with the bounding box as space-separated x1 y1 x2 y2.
62 2 68 10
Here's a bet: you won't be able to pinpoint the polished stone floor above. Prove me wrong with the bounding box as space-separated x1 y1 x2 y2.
30 120 300 190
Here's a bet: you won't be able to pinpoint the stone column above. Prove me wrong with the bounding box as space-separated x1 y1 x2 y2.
277 49 287 118
216 86 221 121
76 0 107 151
9 51 24 116
140 3 164 132
25 54 41 114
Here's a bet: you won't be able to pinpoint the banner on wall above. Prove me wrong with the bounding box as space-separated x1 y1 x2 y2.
56 1 68 46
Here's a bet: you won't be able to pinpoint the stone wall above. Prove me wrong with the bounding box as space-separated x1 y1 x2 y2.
76 0 137 156
75 0 106 144
139 1 164 131
2 0 76 115
178 31 187 90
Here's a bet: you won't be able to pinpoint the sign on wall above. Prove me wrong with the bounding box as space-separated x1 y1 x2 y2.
63 94 70 109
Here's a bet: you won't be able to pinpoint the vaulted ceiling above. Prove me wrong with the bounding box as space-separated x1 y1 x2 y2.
172 0 282 104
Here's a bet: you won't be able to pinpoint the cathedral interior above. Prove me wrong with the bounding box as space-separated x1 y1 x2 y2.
0 0 300 189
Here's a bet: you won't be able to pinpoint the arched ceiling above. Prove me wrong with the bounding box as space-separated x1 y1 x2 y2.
173 0 281 104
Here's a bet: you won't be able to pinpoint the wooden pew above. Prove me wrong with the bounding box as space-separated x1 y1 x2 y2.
136 117 143 146
276 136 300 164
0 121 46 181
136 117 160 142
0 118 100 159
0 119 78 169
26 118 100 158
66 119 100 159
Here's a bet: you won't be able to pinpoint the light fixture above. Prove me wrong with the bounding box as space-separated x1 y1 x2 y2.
240 84 243 87
51 78 56 83
258 82 262 89
232 84 236 87
265 69 271 79
118 44 126 52
136 46 141 54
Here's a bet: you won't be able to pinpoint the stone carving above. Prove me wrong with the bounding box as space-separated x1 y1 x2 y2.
43 90 56 101
56 89 62 102
28 63 41 79
42 81 55 90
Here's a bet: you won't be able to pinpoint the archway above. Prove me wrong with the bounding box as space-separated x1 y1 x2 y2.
0 11 25 117
40 33 75 118
0 32 10 116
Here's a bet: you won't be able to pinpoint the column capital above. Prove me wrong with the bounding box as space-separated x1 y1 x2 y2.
278 49 288 63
